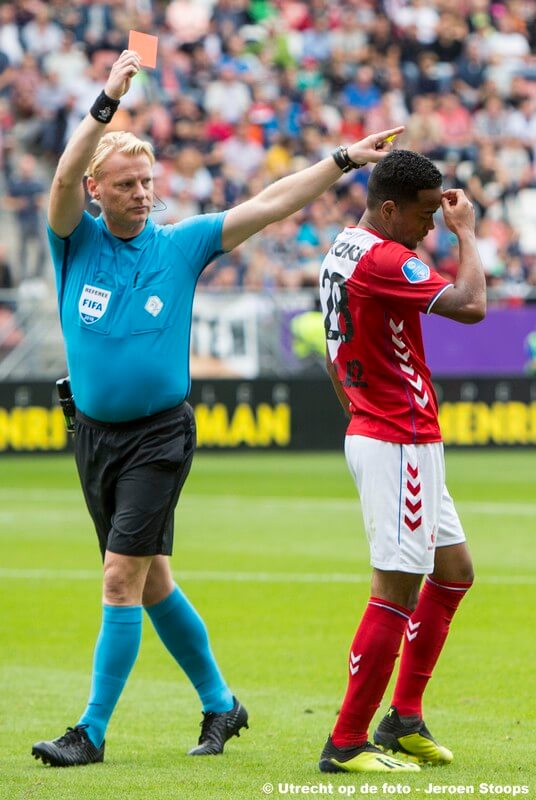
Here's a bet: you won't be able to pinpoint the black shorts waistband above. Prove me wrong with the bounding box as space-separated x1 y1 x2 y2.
76 402 188 431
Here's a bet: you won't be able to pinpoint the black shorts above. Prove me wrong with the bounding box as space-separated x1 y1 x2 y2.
74 403 196 558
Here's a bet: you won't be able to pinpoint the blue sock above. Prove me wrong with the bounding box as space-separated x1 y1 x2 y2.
145 585 233 713
78 604 142 748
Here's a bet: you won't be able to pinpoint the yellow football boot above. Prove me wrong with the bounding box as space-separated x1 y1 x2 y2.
319 736 421 773
374 706 453 765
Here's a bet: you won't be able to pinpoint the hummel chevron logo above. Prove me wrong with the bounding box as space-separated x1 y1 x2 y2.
404 515 421 531
349 651 362 676
406 620 421 641
408 374 423 392
390 325 429 409
406 479 421 497
415 391 429 408
405 497 422 514
404 464 422 530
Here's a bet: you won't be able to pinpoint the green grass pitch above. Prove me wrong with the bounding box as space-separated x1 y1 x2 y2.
0 451 534 800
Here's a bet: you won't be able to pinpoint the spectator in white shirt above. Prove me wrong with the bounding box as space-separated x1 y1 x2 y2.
506 97 536 148
220 120 265 182
42 31 89 92
0 3 23 65
204 63 251 123
22 5 63 59
393 0 439 45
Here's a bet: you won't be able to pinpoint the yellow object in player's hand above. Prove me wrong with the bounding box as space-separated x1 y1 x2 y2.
375 133 398 151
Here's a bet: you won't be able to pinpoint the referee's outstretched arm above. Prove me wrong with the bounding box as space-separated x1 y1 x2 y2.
221 126 404 252
48 45 404 253
48 50 142 239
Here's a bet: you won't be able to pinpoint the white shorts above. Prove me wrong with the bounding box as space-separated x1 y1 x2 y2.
345 435 466 575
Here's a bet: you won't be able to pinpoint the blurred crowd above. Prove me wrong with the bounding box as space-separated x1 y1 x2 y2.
1 0 536 299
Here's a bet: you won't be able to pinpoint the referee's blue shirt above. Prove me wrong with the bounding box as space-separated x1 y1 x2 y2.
47 210 226 422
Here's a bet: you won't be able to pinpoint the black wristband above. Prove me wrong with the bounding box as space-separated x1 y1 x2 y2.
90 91 120 124
331 145 366 173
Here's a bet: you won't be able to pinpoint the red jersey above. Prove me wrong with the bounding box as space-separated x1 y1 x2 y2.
319 226 453 444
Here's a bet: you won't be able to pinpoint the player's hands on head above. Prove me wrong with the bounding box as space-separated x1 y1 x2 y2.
104 50 142 100
441 189 476 236
347 127 405 166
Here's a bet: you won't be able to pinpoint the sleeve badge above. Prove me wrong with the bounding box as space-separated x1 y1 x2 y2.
401 258 430 283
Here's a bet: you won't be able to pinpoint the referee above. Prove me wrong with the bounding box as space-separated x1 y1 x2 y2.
31 50 402 767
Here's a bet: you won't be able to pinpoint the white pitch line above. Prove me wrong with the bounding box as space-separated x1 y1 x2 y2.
457 501 536 516
0 569 534 585
0 490 535 516
0 489 81 500
182 497 536 516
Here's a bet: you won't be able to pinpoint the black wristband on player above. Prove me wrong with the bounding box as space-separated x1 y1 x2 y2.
90 91 120 124
331 145 366 173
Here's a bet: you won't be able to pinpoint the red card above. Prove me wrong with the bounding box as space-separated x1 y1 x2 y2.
128 30 158 69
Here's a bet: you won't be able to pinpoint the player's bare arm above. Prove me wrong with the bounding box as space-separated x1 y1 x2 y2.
221 127 404 251
429 189 486 324
48 50 141 238
326 350 351 419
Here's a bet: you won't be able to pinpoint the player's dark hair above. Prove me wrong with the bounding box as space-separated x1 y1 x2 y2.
367 150 442 209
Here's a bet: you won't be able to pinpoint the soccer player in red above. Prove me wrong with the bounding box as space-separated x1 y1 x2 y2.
318 150 485 773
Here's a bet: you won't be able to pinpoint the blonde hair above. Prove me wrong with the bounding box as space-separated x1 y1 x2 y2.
86 131 155 180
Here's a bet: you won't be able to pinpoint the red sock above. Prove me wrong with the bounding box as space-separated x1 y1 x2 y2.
392 577 472 718
331 597 411 748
